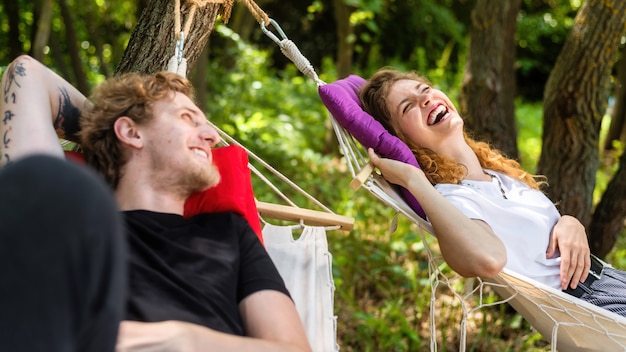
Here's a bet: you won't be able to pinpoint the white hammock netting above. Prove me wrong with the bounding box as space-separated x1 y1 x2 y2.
331 114 626 352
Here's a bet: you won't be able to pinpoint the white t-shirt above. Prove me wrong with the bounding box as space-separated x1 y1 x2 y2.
434 170 562 289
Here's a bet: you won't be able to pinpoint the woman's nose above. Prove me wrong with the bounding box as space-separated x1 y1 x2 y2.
418 92 432 108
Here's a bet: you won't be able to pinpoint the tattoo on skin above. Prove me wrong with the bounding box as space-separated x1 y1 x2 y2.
3 110 14 125
3 62 26 104
3 128 11 149
54 87 81 138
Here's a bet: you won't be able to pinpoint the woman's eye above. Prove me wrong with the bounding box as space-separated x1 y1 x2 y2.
402 103 412 115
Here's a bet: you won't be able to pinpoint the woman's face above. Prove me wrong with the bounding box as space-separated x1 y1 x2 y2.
385 79 464 153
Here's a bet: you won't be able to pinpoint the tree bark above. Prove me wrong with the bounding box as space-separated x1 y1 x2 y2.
460 0 521 160
3 0 23 58
32 0 54 61
606 46 626 149
538 0 626 226
115 0 232 75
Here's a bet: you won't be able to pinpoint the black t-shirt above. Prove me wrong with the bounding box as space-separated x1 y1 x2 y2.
123 210 289 335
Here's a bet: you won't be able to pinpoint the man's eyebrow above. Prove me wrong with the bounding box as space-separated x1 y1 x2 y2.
179 105 201 114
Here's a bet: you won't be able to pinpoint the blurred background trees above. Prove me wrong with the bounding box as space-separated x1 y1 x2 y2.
2 0 625 350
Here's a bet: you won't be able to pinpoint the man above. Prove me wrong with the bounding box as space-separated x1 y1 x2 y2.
0 55 311 352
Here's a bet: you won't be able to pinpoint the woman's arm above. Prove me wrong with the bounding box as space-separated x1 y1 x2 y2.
0 55 88 166
368 148 507 278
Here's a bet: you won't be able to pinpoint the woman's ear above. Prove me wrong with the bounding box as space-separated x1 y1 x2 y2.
113 116 143 149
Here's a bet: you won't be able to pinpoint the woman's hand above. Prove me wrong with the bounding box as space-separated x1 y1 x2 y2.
368 148 507 278
547 215 591 290
367 148 424 189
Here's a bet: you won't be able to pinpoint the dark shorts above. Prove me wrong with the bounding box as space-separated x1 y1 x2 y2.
564 255 626 318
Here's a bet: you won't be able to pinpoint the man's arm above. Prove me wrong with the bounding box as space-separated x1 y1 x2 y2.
0 55 88 166
116 291 311 351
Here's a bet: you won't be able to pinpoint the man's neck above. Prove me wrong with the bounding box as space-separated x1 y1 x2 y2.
115 171 188 215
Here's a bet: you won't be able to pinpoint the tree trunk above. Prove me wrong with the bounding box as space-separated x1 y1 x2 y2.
190 44 210 111
116 0 232 75
589 147 626 258
460 0 521 160
538 0 626 226
603 46 626 151
32 0 54 61
48 30 72 80
83 1 112 78
332 0 354 79
59 0 89 94
230 1 264 42
3 0 23 58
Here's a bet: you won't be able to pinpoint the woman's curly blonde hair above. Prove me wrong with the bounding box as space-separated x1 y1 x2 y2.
359 68 545 190
79 71 194 188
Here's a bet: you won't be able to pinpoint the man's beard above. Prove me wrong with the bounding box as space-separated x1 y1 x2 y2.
184 162 221 194
151 150 221 198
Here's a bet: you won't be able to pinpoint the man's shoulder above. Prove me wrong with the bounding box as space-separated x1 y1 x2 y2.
189 211 249 227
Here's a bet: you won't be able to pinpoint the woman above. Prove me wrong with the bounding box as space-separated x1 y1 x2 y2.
360 68 626 317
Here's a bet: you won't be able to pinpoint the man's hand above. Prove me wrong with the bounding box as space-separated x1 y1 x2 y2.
116 320 197 352
546 215 591 290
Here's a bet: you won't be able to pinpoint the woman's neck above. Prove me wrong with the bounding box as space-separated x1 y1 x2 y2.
445 143 490 182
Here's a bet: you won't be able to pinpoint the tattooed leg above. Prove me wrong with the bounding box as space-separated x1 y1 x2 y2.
0 55 88 167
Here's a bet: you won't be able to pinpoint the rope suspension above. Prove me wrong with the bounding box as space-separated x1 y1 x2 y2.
168 0 235 77
167 0 319 85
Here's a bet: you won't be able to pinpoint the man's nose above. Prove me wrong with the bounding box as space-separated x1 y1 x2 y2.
201 125 221 147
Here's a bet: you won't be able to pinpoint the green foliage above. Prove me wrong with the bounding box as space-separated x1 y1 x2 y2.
516 0 580 100
356 0 468 80
1 1 615 351
516 99 544 172
202 25 350 211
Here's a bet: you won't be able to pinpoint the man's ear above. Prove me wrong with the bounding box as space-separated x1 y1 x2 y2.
113 116 143 149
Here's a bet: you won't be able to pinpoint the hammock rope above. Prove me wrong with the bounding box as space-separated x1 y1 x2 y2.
168 0 235 77
246 11 626 352
208 121 337 215
259 19 323 86
162 0 626 348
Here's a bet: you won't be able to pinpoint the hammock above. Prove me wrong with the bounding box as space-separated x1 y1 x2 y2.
210 140 345 352
317 73 626 352
160 1 626 349
66 140 346 352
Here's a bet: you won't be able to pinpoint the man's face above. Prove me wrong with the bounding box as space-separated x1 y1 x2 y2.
140 91 221 195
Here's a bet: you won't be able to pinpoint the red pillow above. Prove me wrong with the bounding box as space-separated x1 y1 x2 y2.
64 145 263 244
184 145 263 243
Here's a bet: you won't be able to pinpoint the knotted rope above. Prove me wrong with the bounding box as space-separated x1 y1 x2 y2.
167 0 235 77
167 0 320 83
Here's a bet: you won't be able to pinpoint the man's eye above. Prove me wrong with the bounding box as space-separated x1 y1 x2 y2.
183 114 197 125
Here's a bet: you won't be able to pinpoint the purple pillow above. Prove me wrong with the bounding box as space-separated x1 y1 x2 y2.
319 75 426 219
